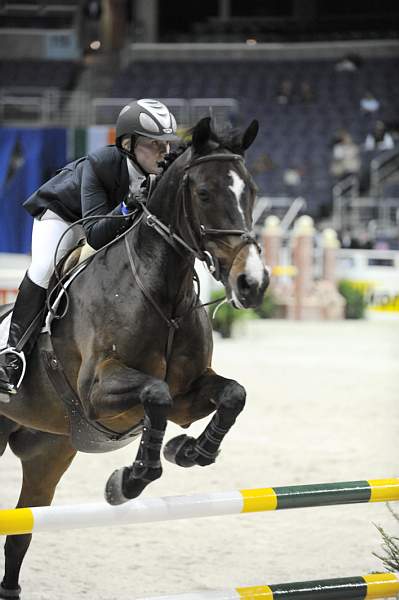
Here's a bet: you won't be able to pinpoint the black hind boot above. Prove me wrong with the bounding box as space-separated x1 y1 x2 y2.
0 274 46 397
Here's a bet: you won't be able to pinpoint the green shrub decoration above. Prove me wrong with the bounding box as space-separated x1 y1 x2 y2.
255 290 278 319
209 291 259 338
338 280 367 319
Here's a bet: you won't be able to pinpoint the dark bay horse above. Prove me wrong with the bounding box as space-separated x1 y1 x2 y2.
0 117 269 598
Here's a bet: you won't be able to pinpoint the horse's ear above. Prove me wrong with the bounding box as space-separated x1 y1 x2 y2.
242 120 259 151
192 117 212 153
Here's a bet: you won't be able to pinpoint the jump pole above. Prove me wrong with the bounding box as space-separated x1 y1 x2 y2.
1 478 398 536
137 572 399 600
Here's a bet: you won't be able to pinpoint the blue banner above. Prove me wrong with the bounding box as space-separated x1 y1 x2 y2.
0 128 67 253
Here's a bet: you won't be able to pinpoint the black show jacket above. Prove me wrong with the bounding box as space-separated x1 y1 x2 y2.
23 146 135 249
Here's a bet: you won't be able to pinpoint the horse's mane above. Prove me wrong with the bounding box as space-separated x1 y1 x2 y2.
157 125 243 178
209 127 244 154
157 142 190 176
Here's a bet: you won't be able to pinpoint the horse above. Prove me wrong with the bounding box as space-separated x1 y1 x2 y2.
0 116 269 598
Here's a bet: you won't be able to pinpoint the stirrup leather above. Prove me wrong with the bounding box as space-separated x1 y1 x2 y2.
0 347 27 390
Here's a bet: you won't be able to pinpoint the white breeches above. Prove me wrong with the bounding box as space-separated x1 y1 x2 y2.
28 210 85 289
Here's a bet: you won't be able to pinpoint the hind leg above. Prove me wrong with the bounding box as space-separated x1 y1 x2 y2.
164 368 246 468
1 429 76 599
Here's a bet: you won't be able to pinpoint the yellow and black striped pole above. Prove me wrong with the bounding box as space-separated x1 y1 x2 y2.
138 573 399 599
1 478 398 536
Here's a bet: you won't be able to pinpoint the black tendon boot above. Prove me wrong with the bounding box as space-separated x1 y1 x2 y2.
0 274 46 396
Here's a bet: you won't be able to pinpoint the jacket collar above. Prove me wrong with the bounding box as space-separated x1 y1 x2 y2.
116 153 129 193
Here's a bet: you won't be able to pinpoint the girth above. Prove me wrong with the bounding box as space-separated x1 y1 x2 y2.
41 333 143 453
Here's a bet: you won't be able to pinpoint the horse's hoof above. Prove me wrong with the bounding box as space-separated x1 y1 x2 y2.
123 477 153 500
0 583 21 599
163 434 198 467
104 467 130 506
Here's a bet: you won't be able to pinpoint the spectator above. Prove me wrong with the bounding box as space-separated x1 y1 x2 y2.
360 91 380 115
283 166 302 188
364 120 394 151
299 81 315 104
276 79 293 105
330 130 361 180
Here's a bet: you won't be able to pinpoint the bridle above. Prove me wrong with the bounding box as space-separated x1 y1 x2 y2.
138 152 261 281
180 152 261 280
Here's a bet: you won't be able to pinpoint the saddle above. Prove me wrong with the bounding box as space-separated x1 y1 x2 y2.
0 243 143 453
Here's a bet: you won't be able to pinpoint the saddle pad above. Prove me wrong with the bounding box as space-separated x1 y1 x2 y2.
61 241 96 275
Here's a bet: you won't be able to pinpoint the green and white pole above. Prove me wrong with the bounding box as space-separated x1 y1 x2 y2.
1 478 398 536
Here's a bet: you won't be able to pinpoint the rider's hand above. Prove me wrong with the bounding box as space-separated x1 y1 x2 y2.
125 190 145 209
121 177 156 215
121 187 145 215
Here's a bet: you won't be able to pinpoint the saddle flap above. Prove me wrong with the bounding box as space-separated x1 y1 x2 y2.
45 242 97 334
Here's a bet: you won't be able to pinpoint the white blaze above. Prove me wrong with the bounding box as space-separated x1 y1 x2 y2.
228 170 265 287
228 170 245 224
245 245 265 286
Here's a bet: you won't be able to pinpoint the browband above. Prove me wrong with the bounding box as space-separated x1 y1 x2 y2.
185 154 243 169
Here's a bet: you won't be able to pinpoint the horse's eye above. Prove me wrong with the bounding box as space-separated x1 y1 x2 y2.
197 188 210 202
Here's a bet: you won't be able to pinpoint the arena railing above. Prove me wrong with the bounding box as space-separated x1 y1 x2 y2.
253 196 307 231
370 150 399 197
121 40 399 67
333 195 399 235
332 174 360 230
0 91 239 129
90 98 190 128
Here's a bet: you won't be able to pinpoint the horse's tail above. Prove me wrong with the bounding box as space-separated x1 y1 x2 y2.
0 416 19 457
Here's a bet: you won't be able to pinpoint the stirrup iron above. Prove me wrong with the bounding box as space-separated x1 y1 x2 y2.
0 347 27 390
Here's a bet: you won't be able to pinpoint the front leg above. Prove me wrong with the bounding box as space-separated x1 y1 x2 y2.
164 368 246 468
80 359 172 505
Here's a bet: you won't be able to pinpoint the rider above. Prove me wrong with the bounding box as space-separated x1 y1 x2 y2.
0 99 180 397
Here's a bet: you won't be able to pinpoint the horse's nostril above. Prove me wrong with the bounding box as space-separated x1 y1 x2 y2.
237 274 252 296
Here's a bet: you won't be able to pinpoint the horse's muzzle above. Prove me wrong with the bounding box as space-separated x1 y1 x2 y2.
227 247 270 309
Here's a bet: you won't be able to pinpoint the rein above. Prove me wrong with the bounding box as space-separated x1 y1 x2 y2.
126 151 261 364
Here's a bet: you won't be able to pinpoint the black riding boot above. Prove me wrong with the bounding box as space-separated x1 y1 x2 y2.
0 274 46 396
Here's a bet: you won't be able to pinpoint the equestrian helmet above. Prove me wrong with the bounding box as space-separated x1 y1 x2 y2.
116 99 180 142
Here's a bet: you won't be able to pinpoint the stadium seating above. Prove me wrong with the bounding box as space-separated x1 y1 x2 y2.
0 60 80 90
111 57 399 216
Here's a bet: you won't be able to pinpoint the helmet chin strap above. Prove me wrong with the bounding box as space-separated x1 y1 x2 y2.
116 136 150 176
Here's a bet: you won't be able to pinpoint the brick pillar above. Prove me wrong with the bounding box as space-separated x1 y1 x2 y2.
262 216 282 272
322 228 340 283
292 216 315 320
